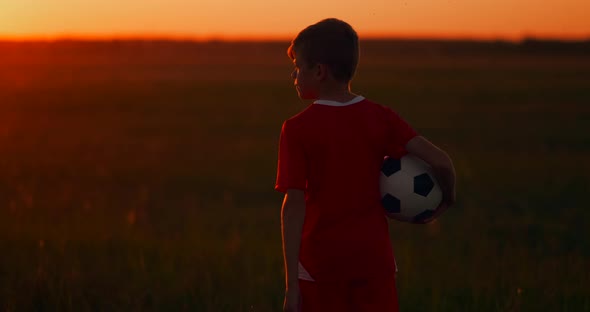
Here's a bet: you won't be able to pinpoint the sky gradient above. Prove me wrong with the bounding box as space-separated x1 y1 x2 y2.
1 0 589 40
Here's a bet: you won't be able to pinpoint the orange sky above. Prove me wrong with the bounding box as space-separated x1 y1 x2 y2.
1 0 589 40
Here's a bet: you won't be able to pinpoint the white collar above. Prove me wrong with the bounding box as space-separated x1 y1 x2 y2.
313 96 365 107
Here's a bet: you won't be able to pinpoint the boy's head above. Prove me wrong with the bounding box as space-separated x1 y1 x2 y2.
288 18 359 99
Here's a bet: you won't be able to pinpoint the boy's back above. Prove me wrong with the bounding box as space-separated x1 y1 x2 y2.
276 96 417 282
278 18 455 312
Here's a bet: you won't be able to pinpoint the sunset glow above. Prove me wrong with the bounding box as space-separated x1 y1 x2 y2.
1 0 589 40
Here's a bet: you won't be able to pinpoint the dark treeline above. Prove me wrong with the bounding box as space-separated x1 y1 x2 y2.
1 38 589 66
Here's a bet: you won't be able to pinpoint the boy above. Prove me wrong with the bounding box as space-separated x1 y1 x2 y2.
275 18 456 312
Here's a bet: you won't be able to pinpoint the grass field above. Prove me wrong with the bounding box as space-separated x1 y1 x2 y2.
0 40 589 311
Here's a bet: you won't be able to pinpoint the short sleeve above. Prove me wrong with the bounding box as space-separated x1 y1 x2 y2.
385 108 418 157
275 120 307 193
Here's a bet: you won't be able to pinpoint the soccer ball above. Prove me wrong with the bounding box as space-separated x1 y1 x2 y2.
380 154 442 223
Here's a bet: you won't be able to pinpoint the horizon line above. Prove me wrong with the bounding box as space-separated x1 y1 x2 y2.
1 32 589 43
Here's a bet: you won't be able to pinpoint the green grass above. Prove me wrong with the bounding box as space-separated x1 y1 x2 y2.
0 40 589 311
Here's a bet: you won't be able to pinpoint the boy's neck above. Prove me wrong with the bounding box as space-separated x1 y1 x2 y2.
315 84 358 103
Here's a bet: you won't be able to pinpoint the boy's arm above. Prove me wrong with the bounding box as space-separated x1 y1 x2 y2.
281 189 306 290
406 136 456 216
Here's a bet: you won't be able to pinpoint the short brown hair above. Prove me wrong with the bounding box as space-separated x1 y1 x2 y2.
287 18 359 83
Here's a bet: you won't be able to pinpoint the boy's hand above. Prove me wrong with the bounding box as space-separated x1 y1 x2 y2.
283 285 302 312
415 196 454 224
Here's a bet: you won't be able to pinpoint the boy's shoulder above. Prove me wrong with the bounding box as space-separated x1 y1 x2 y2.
362 98 397 111
361 98 403 118
282 104 315 128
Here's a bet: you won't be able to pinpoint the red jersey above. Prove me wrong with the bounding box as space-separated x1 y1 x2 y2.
275 96 418 282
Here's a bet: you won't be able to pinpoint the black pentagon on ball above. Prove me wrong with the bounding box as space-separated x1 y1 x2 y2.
381 157 401 177
414 173 435 197
381 194 401 213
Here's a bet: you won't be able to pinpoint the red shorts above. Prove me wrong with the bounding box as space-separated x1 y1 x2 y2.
299 275 398 312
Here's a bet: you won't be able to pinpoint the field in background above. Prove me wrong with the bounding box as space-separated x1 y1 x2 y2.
0 40 589 311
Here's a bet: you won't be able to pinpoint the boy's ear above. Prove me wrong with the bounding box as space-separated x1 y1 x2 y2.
315 63 328 81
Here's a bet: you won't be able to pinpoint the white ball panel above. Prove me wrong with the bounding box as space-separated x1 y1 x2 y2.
397 189 420 220
384 171 414 199
401 154 432 178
